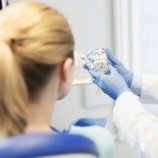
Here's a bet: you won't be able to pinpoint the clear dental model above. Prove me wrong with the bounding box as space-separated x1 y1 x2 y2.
82 48 108 73
73 48 108 84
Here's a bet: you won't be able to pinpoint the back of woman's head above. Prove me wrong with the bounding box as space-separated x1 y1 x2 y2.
0 1 74 136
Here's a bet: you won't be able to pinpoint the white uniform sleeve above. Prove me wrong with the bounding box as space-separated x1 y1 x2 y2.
131 74 158 103
140 75 158 103
113 91 158 158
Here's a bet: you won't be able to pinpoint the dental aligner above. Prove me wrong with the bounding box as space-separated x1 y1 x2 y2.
82 48 108 73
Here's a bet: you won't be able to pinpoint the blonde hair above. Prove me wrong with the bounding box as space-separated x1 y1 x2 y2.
0 1 74 136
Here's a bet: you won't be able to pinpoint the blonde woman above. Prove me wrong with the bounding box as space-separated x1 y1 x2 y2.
0 1 114 157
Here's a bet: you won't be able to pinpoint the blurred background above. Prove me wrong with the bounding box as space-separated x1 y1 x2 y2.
5 0 158 157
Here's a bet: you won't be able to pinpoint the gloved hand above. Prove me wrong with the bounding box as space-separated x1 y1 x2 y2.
105 48 134 88
84 64 130 100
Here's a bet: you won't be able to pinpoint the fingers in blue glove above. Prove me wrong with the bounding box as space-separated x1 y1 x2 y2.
107 64 118 74
105 64 111 75
105 48 122 65
87 69 100 84
89 64 116 84
107 59 112 65
84 63 130 100
83 63 99 83
105 48 134 88
83 64 90 70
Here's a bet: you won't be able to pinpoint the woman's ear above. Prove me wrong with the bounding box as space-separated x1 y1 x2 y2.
61 58 74 81
57 58 74 99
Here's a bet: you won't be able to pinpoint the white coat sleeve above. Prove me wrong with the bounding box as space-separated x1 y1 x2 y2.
131 75 158 103
113 91 158 158
140 75 158 103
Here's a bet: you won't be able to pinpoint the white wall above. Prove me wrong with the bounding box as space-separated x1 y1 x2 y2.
140 0 158 75
139 0 158 116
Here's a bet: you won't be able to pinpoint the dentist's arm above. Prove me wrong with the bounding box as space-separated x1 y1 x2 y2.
106 48 158 103
84 65 158 158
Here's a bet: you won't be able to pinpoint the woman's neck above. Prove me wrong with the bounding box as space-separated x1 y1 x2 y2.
26 84 58 133
25 99 54 133
25 69 60 134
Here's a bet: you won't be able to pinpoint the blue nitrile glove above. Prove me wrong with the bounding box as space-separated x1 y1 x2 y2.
105 48 134 88
84 64 130 100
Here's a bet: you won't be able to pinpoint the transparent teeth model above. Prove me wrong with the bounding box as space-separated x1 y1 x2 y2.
82 48 108 73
